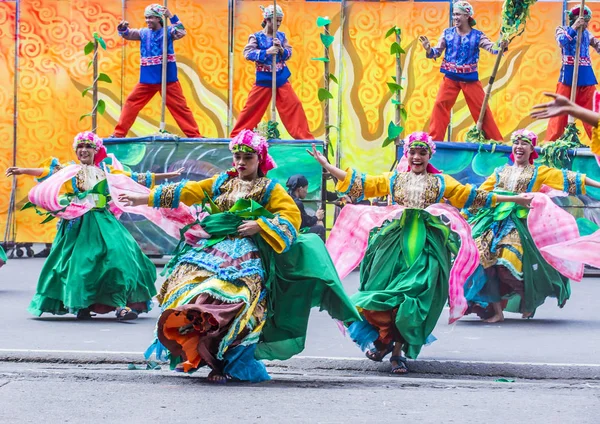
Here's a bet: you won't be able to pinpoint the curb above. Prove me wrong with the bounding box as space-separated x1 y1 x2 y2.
1 351 599 380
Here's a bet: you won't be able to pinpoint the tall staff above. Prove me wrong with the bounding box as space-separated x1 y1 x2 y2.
568 0 586 126
160 0 168 132
269 0 278 131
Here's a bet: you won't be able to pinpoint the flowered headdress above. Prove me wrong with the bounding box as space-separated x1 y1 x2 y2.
145 4 166 18
73 131 107 166
229 129 277 176
568 6 592 24
398 131 441 174
260 5 284 20
453 1 476 27
510 129 538 164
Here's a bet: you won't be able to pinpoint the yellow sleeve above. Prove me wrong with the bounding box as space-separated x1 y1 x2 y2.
478 173 497 192
257 183 302 254
536 166 586 195
443 174 497 210
148 174 219 208
36 157 64 182
109 168 156 189
592 122 600 156
335 168 392 201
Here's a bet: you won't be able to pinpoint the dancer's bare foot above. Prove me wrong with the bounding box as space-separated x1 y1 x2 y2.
207 370 227 384
483 313 504 323
521 311 533 319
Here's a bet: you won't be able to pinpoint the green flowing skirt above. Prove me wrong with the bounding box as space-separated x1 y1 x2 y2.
466 205 570 314
352 209 455 359
28 209 157 316
198 205 361 362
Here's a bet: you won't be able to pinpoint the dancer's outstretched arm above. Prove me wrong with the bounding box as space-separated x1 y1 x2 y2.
306 144 347 181
531 92 600 127
5 167 43 177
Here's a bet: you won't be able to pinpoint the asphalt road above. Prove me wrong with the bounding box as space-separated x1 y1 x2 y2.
0 362 598 424
1 258 600 368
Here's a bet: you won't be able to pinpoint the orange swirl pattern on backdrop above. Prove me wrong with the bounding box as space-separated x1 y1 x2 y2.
0 0 595 242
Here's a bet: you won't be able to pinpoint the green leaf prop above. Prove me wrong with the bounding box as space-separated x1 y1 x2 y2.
84 41 94 56
329 73 338 84
98 73 112 83
316 16 331 27
93 32 107 50
465 126 490 143
390 42 405 55
318 88 334 102
541 123 582 168
385 26 397 39
400 108 408 122
320 33 335 48
387 82 403 94
97 99 106 115
500 0 537 40
311 57 330 62
387 121 403 140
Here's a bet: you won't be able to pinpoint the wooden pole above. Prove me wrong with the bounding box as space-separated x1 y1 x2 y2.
92 39 99 133
227 0 235 134
394 30 402 144
160 1 168 131
568 0 586 125
322 23 330 230
270 0 278 125
475 47 505 131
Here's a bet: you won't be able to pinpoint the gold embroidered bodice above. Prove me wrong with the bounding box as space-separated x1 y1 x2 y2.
73 165 106 192
392 172 442 208
214 177 272 210
494 165 535 193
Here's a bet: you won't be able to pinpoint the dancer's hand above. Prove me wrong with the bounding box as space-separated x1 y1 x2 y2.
117 21 129 32
499 39 509 51
273 39 284 53
513 194 533 209
5 167 23 177
164 8 173 19
572 16 586 30
530 92 574 119
306 144 329 168
238 220 261 237
168 167 185 178
418 35 431 53
266 45 279 55
316 208 325 220
118 193 149 207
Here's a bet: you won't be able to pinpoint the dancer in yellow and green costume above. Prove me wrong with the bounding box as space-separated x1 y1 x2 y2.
5 132 183 320
310 131 532 374
463 129 600 323
120 129 359 383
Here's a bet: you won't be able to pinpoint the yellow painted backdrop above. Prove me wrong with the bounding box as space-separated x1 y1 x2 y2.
1 0 598 242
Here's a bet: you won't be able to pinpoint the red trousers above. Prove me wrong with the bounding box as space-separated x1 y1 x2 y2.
429 77 503 142
114 81 201 138
231 82 314 140
546 82 596 141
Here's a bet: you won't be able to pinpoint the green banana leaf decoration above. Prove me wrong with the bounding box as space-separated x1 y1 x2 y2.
541 123 582 168
500 0 537 41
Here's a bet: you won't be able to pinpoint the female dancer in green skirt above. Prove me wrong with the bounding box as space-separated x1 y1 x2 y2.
5 132 180 320
309 131 532 374
119 129 359 383
463 129 600 322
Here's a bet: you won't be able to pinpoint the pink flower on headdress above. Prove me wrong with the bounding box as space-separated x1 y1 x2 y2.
229 129 277 176
403 131 437 157
73 131 107 166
